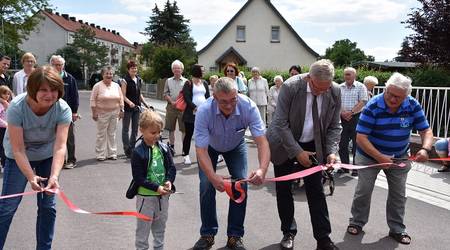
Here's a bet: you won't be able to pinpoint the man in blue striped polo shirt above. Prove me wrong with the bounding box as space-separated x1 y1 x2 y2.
347 72 433 245
193 77 270 250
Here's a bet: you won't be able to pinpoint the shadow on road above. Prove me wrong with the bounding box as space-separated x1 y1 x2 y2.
338 232 400 250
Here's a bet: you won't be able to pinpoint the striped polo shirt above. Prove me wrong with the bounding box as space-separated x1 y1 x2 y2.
356 93 429 158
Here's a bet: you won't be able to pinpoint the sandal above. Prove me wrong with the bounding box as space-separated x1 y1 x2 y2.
438 165 450 172
389 232 411 245
347 224 362 235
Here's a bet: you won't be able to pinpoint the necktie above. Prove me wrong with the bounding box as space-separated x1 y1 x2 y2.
312 95 323 163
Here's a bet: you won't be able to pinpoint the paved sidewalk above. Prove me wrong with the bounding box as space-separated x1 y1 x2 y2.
144 97 450 210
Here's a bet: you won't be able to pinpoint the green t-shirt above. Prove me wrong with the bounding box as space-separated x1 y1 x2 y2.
138 145 166 196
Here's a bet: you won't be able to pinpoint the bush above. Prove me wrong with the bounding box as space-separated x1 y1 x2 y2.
407 67 450 87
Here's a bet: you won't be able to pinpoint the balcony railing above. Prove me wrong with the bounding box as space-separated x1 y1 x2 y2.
373 86 450 139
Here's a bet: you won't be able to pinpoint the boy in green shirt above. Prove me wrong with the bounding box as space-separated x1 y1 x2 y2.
131 110 176 250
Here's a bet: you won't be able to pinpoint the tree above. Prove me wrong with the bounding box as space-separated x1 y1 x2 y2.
141 0 197 81
0 0 50 60
68 26 109 81
324 39 374 67
53 46 82 79
401 0 450 68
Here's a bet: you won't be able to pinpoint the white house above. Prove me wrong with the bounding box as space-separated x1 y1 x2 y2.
20 10 134 68
198 0 319 72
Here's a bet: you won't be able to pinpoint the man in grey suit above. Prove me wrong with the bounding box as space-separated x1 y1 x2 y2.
266 59 341 250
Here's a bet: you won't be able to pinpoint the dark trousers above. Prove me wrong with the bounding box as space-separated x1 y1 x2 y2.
0 127 5 167
66 122 76 163
274 141 331 242
122 109 140 154
338 114 359 164
182 122 194 156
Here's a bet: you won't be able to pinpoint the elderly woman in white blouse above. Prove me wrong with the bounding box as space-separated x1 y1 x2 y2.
12 52 36 96
267 75 283 125
247 67 269 124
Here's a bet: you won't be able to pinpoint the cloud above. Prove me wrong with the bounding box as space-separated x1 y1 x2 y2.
365 46 401 61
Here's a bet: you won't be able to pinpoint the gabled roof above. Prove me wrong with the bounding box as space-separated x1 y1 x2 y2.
41 10 133 47
198 0 319 57
353 61 419 69
215 47 247 64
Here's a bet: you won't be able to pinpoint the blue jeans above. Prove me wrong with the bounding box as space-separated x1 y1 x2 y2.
0 157 56 250
199 139 248 237
122 109 140 154
349 152 411 234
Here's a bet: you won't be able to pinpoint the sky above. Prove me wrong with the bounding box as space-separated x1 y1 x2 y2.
49 0 420 61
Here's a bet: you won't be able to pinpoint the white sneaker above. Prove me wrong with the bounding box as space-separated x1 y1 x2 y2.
184 155 191 165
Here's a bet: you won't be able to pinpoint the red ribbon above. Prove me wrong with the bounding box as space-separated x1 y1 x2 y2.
223 162 407 204
0 188 151 221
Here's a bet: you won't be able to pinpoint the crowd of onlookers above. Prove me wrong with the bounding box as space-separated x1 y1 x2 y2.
0 51 449 250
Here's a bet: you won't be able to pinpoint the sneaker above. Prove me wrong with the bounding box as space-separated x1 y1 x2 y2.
193 235 215 250
184 155 191 165
64 162 76 169
280 233 295 249
108 155 118 160
226 236 246 250
351 170 358 176
217 155 224 163
97 157 106 161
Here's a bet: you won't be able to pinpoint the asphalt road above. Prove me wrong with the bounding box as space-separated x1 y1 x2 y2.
1 91 449 250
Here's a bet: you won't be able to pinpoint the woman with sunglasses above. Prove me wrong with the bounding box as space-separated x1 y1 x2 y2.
223 63 247 95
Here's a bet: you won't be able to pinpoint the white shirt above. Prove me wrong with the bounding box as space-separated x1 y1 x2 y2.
299 83 323 143
192 82 206 107
12 69 29 95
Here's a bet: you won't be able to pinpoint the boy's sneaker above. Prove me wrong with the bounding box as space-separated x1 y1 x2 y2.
226 236 246 250
193 235 214 250
184 155 191 165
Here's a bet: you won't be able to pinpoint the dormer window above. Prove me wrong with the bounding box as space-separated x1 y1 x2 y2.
236 26 246 42
271 26 280 43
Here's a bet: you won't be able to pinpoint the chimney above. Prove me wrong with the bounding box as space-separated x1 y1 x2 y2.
96 25 100 29
90 23 95 27
69 17 76 22
112 30 116 34
62 14 69 20
117 32 120 36
55 12 60 16
45 8 52 13
85 22 89 25
107 29 110 32
102 28 106 31
78 20 83 24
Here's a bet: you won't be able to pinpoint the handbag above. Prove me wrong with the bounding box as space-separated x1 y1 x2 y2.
126 179 139 199
175 90 186 111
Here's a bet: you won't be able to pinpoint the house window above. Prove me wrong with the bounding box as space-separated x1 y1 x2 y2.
209 66 217 72
271 26 280 43
236 26 246 42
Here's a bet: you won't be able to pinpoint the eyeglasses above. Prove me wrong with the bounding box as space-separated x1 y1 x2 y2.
385 90 406 101
217 97 238 105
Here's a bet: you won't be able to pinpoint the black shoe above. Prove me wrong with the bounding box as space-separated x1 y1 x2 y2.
226 236 246 250
438 165 450 172
280 233 295 249
317 240 339 250
193 235 214 250
351 170 358 176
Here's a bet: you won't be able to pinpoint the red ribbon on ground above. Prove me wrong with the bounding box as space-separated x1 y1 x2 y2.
224 162 407 204
0 188 151 221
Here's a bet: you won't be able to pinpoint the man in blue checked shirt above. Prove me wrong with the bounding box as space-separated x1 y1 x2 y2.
347 72 433 245
193 77 270 250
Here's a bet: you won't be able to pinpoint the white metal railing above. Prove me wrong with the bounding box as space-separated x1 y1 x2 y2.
373 86 450 139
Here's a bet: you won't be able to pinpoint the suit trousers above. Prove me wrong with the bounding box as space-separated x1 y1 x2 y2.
274 141 332 241
339 113 359 164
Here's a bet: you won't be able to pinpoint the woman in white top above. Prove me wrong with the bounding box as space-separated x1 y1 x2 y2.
267 75 283 125
12 52 36 96
247 67 269 125
181 64 210 165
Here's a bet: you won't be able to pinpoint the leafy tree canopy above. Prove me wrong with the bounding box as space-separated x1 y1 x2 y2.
398 0 450 68
324 39 374 67
0 0 50 61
